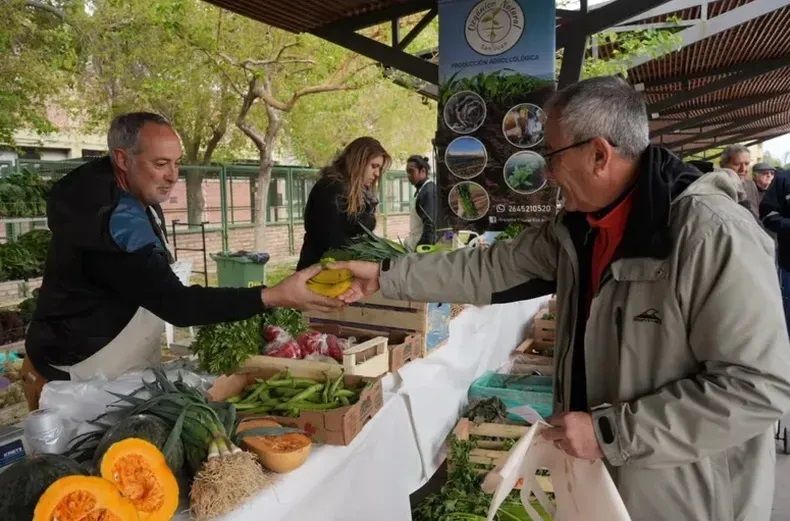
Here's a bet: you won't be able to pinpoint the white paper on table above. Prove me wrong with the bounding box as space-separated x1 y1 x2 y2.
482 422 632 521
507 404 544 425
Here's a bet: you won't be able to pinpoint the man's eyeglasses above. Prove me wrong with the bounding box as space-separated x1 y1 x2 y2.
542 137 617 166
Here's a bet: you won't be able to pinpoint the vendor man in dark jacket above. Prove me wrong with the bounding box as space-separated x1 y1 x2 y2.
22 112 340 409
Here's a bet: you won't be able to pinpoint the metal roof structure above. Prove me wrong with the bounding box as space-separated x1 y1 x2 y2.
202 0 790 158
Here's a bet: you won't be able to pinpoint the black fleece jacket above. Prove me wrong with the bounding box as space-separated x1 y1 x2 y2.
26 157 266 381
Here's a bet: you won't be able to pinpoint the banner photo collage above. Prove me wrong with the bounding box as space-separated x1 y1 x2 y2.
437 0 558 232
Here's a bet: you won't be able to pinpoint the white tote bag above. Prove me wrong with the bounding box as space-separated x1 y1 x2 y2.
482 422 632 521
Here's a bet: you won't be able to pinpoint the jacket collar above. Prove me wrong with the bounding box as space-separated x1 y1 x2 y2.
559 145 703 261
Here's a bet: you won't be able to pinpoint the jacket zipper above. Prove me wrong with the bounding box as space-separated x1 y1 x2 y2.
615 306 624 350
554 225 589 409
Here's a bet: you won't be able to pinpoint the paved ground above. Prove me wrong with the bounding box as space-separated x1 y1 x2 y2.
774 435 790 521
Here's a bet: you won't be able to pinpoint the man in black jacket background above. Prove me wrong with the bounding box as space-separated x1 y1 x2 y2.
405 155 438 248
759 167 790 333
22 112 339 408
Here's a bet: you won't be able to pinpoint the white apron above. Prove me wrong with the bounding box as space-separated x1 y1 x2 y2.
406 179 434 250
53 207 169 381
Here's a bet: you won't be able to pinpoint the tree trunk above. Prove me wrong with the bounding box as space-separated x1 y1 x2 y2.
185 171 205 226
183 136 206 226
253 149 274 251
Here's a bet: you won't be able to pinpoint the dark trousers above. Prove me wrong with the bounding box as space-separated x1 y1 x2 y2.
780 268 790 336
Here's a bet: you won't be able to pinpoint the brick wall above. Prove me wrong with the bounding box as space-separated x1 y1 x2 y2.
0 277 42 304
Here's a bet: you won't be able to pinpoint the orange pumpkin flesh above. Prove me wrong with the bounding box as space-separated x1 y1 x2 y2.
100 438 179 521
78 509 124 521
33 475 137 521
237 419 312 473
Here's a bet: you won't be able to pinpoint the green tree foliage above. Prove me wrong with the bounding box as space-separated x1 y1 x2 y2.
0 0 80 143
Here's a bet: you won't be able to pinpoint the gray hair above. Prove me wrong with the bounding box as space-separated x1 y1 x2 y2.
545 76 649 160
719 144 750 167
107 112 172 155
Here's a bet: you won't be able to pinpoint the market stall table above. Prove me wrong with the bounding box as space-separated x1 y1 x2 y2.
174 385 423 521
171 298 544 520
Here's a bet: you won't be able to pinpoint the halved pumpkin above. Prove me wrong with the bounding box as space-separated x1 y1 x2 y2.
33 475 138 521
100 437 179 521
237 419 312 473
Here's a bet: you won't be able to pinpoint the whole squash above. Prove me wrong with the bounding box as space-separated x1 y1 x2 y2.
93 414 184 473
0 454 85 521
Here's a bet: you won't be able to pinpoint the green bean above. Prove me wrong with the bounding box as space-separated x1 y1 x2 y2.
285 384 324 404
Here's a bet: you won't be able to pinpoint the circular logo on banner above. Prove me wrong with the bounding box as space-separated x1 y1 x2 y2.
465 0 525 56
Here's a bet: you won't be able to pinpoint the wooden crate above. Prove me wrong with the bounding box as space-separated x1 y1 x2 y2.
548 296 557 314
244 327 389 378
307 292 450 357
510 341 553 375
533 307 555 344
451 419 553 493
307 322 421 373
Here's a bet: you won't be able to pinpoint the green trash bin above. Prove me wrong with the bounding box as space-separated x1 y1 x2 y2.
211 251 269 288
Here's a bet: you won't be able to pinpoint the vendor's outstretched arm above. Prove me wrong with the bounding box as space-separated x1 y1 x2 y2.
336 221 559 305
84 247 341 326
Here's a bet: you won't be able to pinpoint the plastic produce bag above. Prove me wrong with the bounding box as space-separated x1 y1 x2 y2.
39 367 212 441
482 422 631 521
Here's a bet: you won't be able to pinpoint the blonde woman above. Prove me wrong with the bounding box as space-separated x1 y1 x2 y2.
297 137 391 269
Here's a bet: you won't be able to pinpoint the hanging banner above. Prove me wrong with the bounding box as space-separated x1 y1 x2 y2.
437 0 557 232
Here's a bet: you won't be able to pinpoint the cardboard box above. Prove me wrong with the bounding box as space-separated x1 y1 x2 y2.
207 365 384 446
306 292 450 357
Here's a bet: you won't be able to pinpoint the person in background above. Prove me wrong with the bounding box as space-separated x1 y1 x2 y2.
296 137 391 269
405 155 438 248
760 167 790 333
753 162 776 204
720 144 760 217
335 76 790 521
22 112 341 410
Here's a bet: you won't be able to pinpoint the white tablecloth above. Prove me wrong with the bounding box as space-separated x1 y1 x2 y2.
175 298 545 521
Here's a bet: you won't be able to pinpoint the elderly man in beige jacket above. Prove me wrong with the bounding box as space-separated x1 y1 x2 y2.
334 76 790 521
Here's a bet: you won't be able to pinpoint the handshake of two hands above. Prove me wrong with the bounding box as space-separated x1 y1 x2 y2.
260 261 381 313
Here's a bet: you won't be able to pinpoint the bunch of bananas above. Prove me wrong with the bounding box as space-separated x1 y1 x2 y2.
306 264 353 298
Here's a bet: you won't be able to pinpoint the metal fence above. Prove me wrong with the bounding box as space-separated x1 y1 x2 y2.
0 158 413 249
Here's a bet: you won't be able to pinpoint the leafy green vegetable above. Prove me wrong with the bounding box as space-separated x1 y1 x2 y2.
495 224 525 242
18 288 39 324
465 397 508 425
440 71 553 106
191 315 263 375
507 165 535 191
413 436 552 521
0 169 53 218
0 241 42 280
261 307 307 338
325 224 412 262
458 184 478 219
0 229 52 282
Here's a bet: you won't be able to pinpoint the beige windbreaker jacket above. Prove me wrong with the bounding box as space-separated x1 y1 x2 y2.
381 169 790 520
